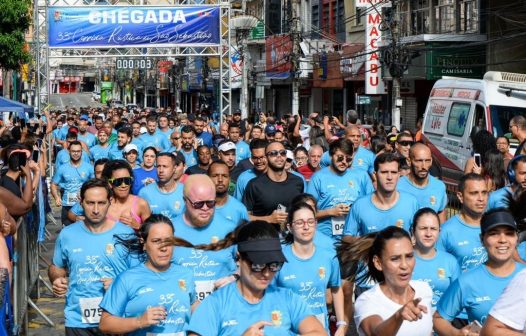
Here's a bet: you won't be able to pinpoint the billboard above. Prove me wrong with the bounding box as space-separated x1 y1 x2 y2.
48 6 220 48
265 35 292 79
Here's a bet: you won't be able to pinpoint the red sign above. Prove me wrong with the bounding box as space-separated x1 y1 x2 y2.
265 35 292 79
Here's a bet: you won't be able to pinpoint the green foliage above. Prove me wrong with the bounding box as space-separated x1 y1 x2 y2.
0 0 32 71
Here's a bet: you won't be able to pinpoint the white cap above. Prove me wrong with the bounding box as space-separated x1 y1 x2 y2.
98 113 106 121
218 141 236 152
139 126 147 134
286 150 294 161
123 144 138 154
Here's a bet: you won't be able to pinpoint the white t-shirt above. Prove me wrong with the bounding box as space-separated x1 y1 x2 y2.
299 125 311 149
489 268 526 332
354 280 433 336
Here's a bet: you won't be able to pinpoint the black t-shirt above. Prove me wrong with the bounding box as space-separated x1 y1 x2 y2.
242 173 304 217
185 165 207 175
237 158 254 172
0 175 21 198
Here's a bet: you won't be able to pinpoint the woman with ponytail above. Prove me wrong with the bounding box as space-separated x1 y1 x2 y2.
99 214 196 335
274 202 346 335
186 220 326 335
338 226 433 336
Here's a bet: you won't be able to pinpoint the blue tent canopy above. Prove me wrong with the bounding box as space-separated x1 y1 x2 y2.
0 96 34 119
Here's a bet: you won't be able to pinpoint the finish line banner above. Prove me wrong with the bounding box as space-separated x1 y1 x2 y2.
48 6 220 48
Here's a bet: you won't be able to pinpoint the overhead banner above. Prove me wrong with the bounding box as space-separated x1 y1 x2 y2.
265 35 292 79
230 46 243 89
48 6 220 48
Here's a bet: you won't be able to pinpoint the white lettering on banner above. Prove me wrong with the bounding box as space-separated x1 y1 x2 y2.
356 1 391 95
88 9 187 24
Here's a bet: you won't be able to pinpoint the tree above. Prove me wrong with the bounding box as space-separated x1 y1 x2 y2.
0 0 31 99
0 0 31 70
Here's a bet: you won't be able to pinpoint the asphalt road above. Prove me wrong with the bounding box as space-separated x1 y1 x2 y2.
48 93 104 110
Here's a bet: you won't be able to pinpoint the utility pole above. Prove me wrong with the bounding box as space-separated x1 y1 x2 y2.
290 0 300 116
390 0 401 130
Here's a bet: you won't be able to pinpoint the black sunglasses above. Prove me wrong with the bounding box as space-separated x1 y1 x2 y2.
248 261 284 273
266 149 287 157
108 176 133 187
336 155 353 163
397 140 414 147
184 197 216 209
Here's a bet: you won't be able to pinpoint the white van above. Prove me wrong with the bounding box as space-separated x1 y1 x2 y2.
422 71 526 184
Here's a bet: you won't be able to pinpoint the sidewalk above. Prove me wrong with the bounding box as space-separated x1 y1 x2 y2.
27 208 65 335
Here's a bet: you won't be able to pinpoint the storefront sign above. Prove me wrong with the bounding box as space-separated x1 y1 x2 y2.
426 44 486 80
357 1 390 94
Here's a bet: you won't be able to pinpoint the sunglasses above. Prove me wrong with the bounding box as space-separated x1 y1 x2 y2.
266 149 287 157
108 176 133 187
336 155 353 163
184 197 216 209
397 140 414 147
249 261 284 273
171 137 180 141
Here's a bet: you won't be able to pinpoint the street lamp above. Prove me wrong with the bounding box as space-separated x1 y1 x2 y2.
231 14 258 120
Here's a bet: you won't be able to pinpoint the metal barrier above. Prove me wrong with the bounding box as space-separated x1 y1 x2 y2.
10 179 54 335
445 181 462 219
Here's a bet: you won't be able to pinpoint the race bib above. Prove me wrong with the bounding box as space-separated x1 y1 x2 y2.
66 192 79 205
146 333 185 336
195 280 215 301
79 297 103 324
331 216 345 236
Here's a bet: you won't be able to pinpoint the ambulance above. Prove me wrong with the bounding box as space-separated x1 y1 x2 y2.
422 71 526 183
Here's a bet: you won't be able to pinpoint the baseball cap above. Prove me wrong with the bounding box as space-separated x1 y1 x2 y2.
234 109 241 115
218 141 236 152
139 126 147 134
286 150 294 161
480 208 517 235
80 115 89 121
238 237 287 265
123 144 138 154
265 124 277 135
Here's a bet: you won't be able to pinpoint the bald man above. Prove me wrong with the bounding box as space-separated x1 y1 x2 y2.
171 174 237 301
397 143 448 223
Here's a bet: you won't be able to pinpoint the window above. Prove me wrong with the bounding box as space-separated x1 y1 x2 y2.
411 0 431 34
490 105 526 137
436 0 455 33
356 8 362 26
459 0 479 33
447 103 470 136
399 2 410 36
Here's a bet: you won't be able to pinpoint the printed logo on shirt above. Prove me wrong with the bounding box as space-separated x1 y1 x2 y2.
271 310 282 326
138 287 154 295
395 219 404 228
357 158 364 166
72 248 83 253
318 267 326 280
222 320 238 327
430 195 436 206
174 201 181 210
284 274 296 280
80 171 86 177
211 236 219 243
348 180 354 188
105 243 114 256
178 279 187 291
437 268 446 279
